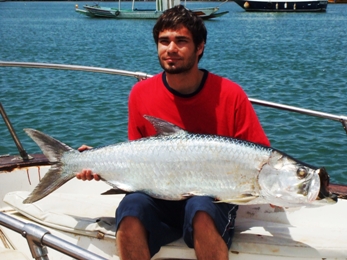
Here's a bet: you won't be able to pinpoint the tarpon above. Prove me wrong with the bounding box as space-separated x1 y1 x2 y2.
23 115 337 207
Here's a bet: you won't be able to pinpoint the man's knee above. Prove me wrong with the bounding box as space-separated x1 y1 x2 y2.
192 211 214 229
116 192 154 232
118 216 146 233
184 196 215 221
119 192 151 205
117 192 152 213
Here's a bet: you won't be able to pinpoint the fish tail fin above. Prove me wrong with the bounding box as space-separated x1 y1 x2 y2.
23 129 76 204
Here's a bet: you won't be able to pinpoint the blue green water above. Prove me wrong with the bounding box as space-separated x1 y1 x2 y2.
1 1 347 184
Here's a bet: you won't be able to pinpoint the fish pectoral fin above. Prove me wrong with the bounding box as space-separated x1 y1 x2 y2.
103 182 138 195
214 194 258 204
181 191 209 198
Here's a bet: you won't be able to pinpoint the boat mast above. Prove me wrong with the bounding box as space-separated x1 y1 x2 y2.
156 0 162 11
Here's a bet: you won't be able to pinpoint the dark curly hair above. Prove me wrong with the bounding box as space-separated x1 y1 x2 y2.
153 5 207 61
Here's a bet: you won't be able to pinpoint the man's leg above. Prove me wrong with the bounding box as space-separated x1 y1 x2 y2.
193 211 228 260
115 192 185 258
116 216 151 260
183 196 238 260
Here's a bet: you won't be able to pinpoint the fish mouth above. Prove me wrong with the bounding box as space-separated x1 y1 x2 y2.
299 177 318 202
317 167 338 203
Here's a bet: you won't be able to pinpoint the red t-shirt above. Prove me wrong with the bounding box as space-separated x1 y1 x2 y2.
128 70 270 147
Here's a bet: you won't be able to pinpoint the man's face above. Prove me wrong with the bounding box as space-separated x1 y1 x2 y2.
157 26 203 74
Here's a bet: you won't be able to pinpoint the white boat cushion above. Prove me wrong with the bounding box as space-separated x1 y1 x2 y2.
4 191 347 259
0 248 31 260
4 191 120 239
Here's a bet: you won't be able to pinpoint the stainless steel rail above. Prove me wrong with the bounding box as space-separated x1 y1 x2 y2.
0 212 107 260
0 61 151 81
1 61 346 134
0 103 31 160
1 61 346 259
250 98 347 125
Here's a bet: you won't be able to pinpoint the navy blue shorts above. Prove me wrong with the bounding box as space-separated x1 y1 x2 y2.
115 192 238 257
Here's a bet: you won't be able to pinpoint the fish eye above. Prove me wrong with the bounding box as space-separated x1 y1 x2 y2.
297 167 308 179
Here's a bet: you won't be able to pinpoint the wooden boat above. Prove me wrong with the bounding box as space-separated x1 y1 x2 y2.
75 0 229 20
1 61 347 260
233 0 328 12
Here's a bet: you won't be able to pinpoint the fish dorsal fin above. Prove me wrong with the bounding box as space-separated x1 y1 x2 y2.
144 115 186 136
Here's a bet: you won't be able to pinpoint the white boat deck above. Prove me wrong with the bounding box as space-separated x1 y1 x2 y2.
1 165 347 259
2 187 347 259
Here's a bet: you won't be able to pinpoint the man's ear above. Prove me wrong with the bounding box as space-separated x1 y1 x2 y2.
197 42 205 53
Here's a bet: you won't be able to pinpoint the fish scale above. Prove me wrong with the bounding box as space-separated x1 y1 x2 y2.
22 115 336 207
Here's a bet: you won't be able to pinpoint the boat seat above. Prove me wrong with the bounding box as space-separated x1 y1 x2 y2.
0 247 30 260
3 191 347 259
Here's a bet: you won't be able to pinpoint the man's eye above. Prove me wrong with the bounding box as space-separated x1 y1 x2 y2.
159 40 169 45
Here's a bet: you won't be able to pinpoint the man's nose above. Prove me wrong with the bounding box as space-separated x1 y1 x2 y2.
167 41 178 52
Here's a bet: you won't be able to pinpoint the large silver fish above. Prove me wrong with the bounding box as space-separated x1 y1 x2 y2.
23 116 336 207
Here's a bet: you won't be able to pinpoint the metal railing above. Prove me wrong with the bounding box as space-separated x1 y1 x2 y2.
0 61 151 81
0 212 107 260
1 60 346 134
250 98 347 133
0 103 31 161
1 60 347 259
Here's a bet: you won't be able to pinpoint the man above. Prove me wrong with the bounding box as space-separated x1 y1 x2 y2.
77 5 270 260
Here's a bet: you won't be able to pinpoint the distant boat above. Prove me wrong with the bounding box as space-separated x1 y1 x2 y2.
233 0 328 11
75 0 229 20
328 0 347 3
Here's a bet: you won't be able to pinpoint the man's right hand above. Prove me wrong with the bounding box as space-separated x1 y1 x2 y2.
75 145 101 181
76 169 101 181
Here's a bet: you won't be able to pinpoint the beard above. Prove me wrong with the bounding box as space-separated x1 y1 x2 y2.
159 52 197 75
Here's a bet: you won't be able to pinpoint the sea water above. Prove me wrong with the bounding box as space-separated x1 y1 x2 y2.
1 1 347 184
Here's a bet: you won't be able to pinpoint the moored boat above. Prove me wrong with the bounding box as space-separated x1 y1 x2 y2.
75 0 229 20
1 61 347 260
328 0 347 3
233 0 328 12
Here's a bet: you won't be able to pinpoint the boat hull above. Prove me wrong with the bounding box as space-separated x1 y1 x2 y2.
234 0 328 11
82 5 162 19
76 5 228 20
328 0 347 3
1 155 347 259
